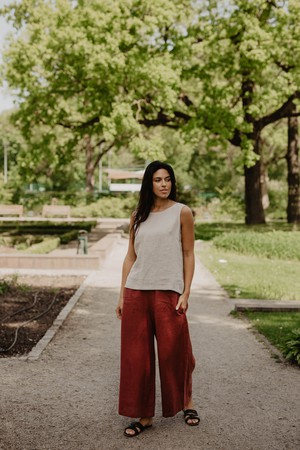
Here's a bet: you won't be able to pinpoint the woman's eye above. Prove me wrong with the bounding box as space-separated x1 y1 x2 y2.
153 178 171 182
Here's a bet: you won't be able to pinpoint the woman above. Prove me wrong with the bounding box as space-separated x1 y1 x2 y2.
116 160 200 437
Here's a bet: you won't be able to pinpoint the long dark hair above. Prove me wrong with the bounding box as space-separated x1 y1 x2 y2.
132 160 177 235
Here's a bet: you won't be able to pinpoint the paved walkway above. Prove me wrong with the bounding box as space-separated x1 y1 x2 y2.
0 238 299 450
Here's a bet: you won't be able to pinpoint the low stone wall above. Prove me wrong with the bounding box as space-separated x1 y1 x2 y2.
0 233 122 271
0 254 100 270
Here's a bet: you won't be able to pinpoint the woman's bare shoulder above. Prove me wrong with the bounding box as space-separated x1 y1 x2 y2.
180 204 193 215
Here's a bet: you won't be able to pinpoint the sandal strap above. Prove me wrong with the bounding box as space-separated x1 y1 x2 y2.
126 421 145 434
184 409 200 425
184 409 198 417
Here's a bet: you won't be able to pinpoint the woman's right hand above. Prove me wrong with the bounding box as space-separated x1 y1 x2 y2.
116 297 123 320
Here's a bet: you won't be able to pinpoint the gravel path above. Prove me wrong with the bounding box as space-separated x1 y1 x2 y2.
0 237 299 450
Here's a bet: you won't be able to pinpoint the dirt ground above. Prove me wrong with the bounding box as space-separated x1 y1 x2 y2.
0 275 85 358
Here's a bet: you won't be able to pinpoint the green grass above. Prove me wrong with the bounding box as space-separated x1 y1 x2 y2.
244 311 300 363
213 231 300 261
198 242 300 300
194 221 299 241
197 222 300 364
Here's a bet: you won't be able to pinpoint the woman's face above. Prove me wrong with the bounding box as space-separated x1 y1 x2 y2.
152 168 172 199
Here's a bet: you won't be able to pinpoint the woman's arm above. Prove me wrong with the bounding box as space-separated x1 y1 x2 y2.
176 206 195 312
116 214 137 319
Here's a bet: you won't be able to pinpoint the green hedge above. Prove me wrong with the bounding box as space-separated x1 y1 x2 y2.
24 237 61 254
212 231 300 261
0 220 96 234
60 230 80 244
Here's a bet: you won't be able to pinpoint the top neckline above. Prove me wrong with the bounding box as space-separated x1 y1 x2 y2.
150 203 178 214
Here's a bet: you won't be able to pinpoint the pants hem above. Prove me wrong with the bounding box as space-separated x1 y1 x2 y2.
119 410 155 418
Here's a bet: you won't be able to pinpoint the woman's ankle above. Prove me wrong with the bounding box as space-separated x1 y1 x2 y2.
184 398 194 410
140 417 153 426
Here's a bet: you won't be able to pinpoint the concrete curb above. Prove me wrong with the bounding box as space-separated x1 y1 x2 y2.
233 299 300 312
236 312 288 364
21 232 122 361
25 273 94 362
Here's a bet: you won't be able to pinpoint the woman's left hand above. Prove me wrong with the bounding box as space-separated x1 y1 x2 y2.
176 293 189 314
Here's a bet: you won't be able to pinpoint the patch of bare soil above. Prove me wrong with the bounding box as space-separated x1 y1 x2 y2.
0 276 85 358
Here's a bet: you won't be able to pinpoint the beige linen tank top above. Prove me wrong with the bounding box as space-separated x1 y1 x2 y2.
125 202 185 294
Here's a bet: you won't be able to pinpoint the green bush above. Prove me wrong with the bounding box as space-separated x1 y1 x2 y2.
14 235 44 250
207 196 244 222
213 230 300 261
60 230 80 244
0 177 15 203
12 190 104 214
72 195 137 218
0 279 11 295
25 237 60 254
279 329 300 365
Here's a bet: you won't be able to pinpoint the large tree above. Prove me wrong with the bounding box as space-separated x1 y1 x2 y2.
138 0 300 224
1 0 299 224
0 0 188 190
189 0 300 224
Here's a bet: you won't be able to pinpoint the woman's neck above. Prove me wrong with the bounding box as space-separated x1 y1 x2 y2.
151 198 174 212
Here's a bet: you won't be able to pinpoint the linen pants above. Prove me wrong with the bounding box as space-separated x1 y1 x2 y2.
119 288 195 418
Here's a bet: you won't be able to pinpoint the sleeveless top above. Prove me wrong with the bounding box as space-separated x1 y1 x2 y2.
125 202 185 294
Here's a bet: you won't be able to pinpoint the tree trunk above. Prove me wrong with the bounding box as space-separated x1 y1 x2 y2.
244 131 266 224
260 160 270 210
287 103 300 223
84 135 95 192
241 76 265 224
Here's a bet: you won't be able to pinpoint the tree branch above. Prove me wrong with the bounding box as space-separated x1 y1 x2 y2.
57 115 100 130
256 91 300 130
138 109 189 129
93 141 114 171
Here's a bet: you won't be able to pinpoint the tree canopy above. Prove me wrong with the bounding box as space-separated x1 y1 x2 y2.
0 0 299 222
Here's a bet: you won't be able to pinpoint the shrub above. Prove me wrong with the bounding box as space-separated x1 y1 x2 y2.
279 329 300 365
72 195 137 218
207 196 244 222
0 280 11 295
25 237 60 254
60 230 80 244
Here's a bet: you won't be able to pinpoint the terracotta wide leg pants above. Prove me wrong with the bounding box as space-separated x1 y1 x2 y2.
119 288 195 418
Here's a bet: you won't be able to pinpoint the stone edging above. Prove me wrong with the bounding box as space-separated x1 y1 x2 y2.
25 273 95 361
230 298 300 312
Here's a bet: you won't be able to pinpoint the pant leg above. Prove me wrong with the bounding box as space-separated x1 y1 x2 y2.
119 288 156 418
153 290 195 418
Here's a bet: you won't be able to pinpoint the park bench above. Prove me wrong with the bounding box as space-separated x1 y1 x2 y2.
0 204 23 217
42 205 71 218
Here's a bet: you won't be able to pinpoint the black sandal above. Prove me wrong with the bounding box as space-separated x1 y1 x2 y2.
183 409 200 426
124 421 152 437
